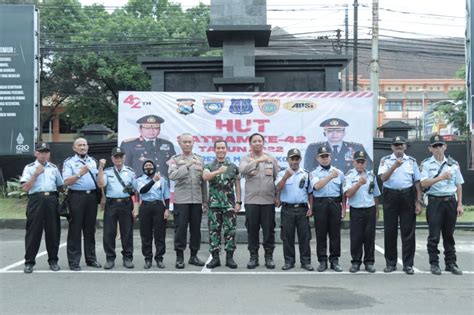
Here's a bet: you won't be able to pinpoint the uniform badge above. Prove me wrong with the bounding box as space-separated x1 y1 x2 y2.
203 99 224 115
345 147 354 161
160 144 170 151
229 99 253 115
258 99 280 116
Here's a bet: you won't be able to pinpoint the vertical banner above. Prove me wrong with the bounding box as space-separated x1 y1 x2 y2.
118 91 373 175
0 5 38 155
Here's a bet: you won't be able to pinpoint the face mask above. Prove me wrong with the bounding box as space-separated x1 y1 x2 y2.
144 169 154 175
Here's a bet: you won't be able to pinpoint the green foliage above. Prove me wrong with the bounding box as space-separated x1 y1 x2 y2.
39 0 211 131
433 67 469 136
5 177 27 198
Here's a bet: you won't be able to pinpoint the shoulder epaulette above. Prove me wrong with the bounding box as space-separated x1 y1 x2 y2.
63 156 73 163
122 137 138 143
27 162 35 167
90 156 98 163
408 156 417 162
420 157 431 166
381 155 391 161
49 163 58 168
125 166 135 172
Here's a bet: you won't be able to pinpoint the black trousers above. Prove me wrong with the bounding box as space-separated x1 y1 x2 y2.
313 198 341 263
25 194 60 266
139 201 166 262
382 188 416 267
67 191 98 267
245 204 276 254
103 199 134 261
281 206 311 265
350 206 376 266
426 196 458 265
173 203 202 252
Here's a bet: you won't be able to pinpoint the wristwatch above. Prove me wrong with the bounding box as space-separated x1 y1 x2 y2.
236 201 242 205
75 173 82 179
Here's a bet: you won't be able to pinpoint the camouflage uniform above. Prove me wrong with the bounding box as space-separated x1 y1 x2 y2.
205 159 240 253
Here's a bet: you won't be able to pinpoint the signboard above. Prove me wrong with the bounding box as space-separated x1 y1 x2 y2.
0 5 38 155
117 91 374 175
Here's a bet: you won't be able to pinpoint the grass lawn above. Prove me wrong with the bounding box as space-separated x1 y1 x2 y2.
1 197 473 222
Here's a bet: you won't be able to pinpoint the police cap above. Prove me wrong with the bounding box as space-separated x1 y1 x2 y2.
392 136 406 145
287 148 301 159
136 115 164 125
429 134 446 146
320 118 348 129
111 147 125 157
353 151 367 161
35 142 51 152
317 146 331 156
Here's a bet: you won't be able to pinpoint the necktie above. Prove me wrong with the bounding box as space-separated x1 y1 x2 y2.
333 145 339 154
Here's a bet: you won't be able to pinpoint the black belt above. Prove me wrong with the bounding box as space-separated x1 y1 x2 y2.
29 191 58 197
384 186 413 194
314 196 342 203
107 197 131 203
427 195 455 201
142 200 162 205
281 202 307 209
70 189 96 194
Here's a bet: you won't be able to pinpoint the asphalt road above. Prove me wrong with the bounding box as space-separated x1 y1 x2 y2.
0 229 473 314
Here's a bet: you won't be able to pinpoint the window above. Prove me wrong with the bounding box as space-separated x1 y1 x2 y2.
406 101 422 111
384 101 402 111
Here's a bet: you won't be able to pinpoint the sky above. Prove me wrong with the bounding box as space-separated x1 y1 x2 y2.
78 0 467 39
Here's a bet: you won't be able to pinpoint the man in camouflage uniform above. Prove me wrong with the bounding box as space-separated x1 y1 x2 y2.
304 118 372 173
203 140 241 269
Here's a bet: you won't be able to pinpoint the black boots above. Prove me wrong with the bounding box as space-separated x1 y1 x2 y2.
206 252 221 269
247 251 259 269
225 251 238 269
175 250 185 269
264 251 275 269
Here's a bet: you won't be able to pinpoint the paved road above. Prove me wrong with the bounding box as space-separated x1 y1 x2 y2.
0 229 473 314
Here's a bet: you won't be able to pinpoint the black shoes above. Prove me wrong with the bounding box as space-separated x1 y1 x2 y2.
445 264 462 275
123 259 134 269
264 257 275 269
349 264 360 273
330 262 343 272
247 256 259 269
24 265 33 274
144 260 152 269
156 260 165 269
188 256 205 267
175 256 185 269
104 260 115 270
206 253 221 269
317 261 328 272
431 264 442 275
281 263 295 271
384 265 397 273
86 261 102 268
301 264 314 271
49 263 60 272
69 266 81 271
225 252 238 269
403 266 414 275
365 264 376 273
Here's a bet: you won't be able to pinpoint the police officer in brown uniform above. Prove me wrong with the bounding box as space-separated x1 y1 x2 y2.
121 115 176 176
168 133 208 269
304 118 372 173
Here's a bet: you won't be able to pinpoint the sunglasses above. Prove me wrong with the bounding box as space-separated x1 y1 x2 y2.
319 154 330 158
431 143 444 148
355 160 366 164
393 143 404 147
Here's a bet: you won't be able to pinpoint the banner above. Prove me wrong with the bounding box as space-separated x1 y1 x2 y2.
118 91 374 175
0 5 38 155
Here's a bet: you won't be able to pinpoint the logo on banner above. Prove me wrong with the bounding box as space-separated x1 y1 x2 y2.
176 98 195 115
16 132 29 154
203 99 224 115
229 99 253 115
258 99 280 116
283 100 317 112
123 94 142 109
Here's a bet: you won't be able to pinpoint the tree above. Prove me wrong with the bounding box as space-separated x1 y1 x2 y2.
434 68 469 137
39 0 211 131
